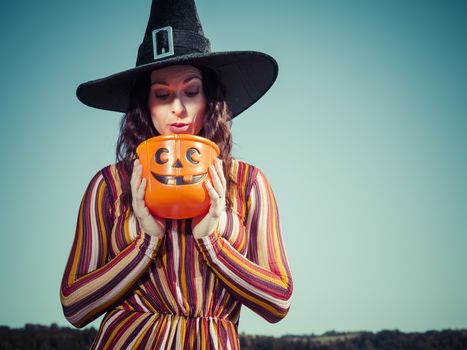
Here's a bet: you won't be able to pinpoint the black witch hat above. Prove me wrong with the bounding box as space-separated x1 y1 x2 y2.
76 0 278 118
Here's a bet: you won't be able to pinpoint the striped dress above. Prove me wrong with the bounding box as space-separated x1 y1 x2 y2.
60 159 293 349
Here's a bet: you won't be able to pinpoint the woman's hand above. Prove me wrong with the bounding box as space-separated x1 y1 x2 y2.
192 158 226 239
131 159 165 238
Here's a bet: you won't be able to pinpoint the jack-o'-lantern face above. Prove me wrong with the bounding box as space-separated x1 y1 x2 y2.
136 134 220 219
151 145 209 186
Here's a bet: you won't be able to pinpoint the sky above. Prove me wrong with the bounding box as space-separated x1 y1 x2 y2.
0 0 466 337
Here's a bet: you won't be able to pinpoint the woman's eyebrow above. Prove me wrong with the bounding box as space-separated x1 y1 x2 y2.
151 75 202 86
183 75 202 84
151 80 169 86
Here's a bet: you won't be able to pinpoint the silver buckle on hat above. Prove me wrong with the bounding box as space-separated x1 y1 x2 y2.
152 26 174 60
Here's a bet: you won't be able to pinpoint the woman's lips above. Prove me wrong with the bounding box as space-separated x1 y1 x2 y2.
169 123 190 133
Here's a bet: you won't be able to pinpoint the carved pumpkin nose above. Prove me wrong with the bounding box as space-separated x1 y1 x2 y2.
172 158 183 168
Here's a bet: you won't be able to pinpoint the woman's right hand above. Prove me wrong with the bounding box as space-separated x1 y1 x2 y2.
131 158 165 238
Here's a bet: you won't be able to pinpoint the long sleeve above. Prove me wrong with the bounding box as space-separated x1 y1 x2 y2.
59 169 164 328
195 169 293 323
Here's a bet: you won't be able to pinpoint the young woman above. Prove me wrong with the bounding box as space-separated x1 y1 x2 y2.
60 1 293 349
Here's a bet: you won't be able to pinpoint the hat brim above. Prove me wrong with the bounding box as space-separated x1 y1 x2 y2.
76 51 278 118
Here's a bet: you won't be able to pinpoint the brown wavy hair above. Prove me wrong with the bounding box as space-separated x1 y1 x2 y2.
115 65 235 210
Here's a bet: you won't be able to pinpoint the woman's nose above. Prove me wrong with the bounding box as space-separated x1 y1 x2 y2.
171 96 187 118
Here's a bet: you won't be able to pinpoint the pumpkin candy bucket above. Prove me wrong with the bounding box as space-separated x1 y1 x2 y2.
136 134 220 219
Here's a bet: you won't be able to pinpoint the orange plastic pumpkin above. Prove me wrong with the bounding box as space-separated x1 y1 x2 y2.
136 134 220 219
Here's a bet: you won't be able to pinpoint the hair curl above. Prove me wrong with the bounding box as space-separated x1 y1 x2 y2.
115 65 236 210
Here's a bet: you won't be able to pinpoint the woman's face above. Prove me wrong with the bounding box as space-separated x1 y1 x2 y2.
148 65 206 135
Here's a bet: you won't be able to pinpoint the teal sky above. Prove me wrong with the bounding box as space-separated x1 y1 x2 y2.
0 0 466 336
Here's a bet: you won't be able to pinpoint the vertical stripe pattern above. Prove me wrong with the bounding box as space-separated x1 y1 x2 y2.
60 160 293 349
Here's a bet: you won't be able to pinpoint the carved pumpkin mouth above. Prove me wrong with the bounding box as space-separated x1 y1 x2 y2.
151 172 207 185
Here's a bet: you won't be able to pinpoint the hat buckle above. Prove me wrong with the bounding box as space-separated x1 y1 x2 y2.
152 26 174 60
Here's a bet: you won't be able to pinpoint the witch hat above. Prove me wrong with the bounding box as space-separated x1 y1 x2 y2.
76 0 278 118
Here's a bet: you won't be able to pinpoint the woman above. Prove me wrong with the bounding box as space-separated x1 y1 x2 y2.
60 0 293 348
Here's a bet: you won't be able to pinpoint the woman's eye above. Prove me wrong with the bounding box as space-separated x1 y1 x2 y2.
155 91 169 99
186 90 199 97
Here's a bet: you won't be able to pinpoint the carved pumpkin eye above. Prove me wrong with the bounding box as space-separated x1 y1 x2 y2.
186 147 201 164
155 148 169 164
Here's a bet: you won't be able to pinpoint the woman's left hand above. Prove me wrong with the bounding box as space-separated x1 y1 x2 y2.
192 158 226 239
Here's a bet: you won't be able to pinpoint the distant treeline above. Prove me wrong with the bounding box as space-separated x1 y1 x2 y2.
1 324 466 350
